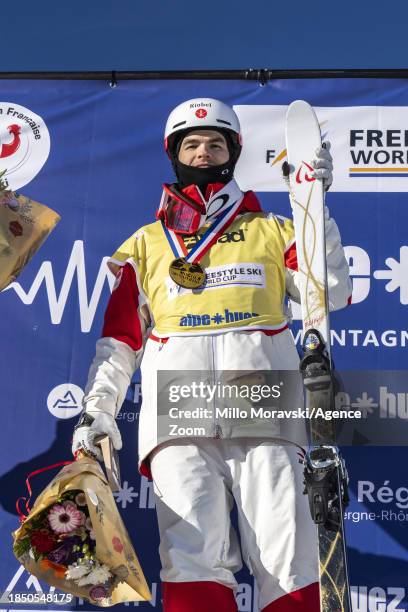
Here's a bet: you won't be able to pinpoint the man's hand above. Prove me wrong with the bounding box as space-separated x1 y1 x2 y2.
311 141 333 191
72 411 122 461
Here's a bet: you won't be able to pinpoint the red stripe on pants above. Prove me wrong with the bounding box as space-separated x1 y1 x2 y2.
162 581 238 612
262 582 320 611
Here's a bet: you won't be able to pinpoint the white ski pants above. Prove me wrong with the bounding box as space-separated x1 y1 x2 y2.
150 437 319 611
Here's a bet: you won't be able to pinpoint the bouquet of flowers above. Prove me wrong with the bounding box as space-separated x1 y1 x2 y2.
14 488 114 597
0 169 60 291
12 456 151 606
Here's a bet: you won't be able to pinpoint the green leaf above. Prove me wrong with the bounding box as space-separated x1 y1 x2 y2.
13 537 31 557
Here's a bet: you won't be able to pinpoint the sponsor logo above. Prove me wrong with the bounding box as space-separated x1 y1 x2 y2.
190 102 212 109
113 476 155 509
183 228 246 249
350 129 408 178
373 246 408 305
345 243 408 306
234 104 408 192
47 383 84 419
358 480 408 509
0 102 50 190
203 263 265 290
206 193 229 218
351 586 406 611
295 161 316 184
218 229 245 243
346 480 408 523
265 127 328 170
334 385 408 420
195 108 207 119
294 327 408 348
116 409 139 423
179 309 259 327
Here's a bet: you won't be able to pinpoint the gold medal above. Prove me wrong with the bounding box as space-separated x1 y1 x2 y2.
169 257 206 289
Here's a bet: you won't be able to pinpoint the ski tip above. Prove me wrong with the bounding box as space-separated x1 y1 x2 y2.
287 99 311 112
286 100 314 121
285 100 321 146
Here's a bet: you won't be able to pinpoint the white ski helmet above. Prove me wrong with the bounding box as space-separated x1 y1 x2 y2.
164 97 242 162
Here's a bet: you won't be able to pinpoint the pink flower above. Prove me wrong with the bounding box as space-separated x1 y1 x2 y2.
63 501 77 512
90 586 107 601
48 504 83 534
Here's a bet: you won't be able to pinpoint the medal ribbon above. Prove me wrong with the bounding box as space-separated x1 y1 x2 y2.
162 183 245 265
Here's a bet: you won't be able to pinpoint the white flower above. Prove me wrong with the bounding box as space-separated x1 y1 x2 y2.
89 530 96 540
48 504 82 534
77 564 112 586
65 563 92 580
75 492 87 506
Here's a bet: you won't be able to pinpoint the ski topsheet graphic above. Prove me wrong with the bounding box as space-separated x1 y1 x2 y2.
285 100 351 612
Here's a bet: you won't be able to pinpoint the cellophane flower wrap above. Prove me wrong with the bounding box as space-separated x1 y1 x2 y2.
12 456 151 607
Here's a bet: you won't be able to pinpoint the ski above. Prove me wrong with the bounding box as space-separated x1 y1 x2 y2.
284 100 351 612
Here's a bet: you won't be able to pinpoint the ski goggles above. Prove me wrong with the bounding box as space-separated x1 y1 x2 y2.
156 184 205 234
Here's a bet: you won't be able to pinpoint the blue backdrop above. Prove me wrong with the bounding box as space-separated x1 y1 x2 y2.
1 78 408 611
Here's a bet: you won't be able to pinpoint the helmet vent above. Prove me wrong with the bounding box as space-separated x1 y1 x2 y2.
173 121 187 129
216 119 232 126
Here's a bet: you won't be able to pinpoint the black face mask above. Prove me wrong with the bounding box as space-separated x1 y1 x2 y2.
173 158 235 193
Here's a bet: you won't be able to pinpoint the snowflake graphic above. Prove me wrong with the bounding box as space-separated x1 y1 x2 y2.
373 246 408 304
113 480 139 509
351 392 378 418
211 313 224 324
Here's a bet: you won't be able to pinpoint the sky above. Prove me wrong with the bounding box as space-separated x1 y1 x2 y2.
1 0 407 72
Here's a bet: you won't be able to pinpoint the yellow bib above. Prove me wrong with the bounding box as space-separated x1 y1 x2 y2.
110 212 295 336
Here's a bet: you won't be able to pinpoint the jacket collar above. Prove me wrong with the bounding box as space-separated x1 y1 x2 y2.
180 182 263 214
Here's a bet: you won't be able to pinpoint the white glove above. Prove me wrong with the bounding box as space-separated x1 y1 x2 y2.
72 411 122 461
311 141 333 191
